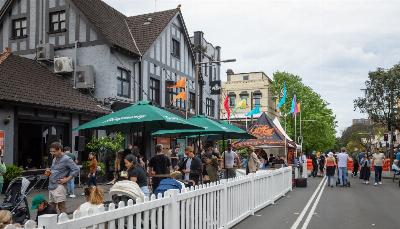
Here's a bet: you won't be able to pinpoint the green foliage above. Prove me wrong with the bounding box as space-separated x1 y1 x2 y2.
86 132 125 153
271 71 337 152
339 123 385 152
236 148 249 158
4 164 23 183
81 161 106 176
354 64 400 129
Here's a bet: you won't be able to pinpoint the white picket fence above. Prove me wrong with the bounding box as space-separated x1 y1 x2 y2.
7 167 292 229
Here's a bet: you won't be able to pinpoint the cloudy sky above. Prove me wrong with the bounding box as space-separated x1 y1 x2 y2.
104 0 400 134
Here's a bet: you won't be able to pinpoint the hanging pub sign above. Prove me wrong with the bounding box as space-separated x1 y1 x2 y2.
210 80 221 95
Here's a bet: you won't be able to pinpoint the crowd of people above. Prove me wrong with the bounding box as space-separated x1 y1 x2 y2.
296 147 400 187
0 140 291 228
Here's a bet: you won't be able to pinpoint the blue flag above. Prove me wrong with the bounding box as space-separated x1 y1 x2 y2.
245 105 261 117
277 82 287 109
290 95 297 114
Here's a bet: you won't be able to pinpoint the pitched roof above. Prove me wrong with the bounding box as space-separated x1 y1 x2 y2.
233 112 295 148
0 1 190 57
126 8 179 55
0 50 108 115
70 0 141 56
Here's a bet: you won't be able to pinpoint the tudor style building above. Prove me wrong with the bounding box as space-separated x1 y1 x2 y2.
0 0 222 159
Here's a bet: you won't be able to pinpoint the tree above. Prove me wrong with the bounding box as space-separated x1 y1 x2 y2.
340 123 385 152
354 64 400 130
354 64 400 159
270 72 337 152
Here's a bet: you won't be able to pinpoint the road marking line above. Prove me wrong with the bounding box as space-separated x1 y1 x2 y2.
290 176 327 229
301 178 327 229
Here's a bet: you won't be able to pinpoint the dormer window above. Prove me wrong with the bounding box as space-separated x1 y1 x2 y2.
49 11 66 33
12 18 27 39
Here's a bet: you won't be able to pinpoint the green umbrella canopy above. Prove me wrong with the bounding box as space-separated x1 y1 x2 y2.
74 101 203 131
152 115 230 137
151 115 255 139
217 121 256 139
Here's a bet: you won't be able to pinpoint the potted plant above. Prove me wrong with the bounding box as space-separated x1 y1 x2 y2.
86 132 124 182
2 164 23 193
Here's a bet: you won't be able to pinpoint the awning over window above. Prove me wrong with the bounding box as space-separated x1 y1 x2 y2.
228 92 236 96
239 91 249 96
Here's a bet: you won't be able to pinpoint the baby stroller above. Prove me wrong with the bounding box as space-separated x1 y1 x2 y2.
0 176 42 224
109 180 145 206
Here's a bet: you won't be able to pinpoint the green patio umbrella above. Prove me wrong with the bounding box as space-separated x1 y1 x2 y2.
151 115 230 137
74 101 203 157
152 117 255 139
74 100 203 132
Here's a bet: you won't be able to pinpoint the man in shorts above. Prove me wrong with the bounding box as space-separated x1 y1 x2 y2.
46 142 79 213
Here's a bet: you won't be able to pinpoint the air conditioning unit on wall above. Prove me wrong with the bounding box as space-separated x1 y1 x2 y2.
36 43 54 61
54 57 73 73
75 65 95 89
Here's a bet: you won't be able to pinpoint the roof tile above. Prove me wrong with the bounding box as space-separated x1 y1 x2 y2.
0 52 107 114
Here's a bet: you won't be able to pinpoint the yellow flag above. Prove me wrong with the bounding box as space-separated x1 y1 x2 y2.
235 99 247 110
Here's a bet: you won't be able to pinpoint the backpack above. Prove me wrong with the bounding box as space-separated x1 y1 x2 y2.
154 178 183 197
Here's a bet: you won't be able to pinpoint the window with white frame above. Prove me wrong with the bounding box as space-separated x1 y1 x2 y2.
12 18 27 39
49 11 66 33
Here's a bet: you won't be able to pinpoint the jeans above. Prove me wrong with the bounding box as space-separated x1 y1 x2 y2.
374 166 382 183
88 174 97 187
338 167 347 186
67 178 75 195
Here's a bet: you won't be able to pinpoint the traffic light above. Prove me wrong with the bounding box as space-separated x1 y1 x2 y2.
384 133 388 141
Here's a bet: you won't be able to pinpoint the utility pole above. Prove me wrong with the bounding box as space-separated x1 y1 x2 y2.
250 92 253 124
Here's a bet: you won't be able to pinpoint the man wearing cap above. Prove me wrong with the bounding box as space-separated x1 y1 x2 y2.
223 143 240 179
31 194 57 222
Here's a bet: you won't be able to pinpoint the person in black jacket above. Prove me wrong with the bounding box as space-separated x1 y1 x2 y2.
179 146 202 185
311 152 318 177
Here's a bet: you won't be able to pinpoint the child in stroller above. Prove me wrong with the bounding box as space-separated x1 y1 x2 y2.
0 175 42 224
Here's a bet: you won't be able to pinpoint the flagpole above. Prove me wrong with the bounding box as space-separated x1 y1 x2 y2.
299 107 302 148
185 79 188 119
295 112 297 145
284 113 287 158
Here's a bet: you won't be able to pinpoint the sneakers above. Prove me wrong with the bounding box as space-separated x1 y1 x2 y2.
378 182 382 185
374 182 378 186
69 194 76 198
365 181 369 185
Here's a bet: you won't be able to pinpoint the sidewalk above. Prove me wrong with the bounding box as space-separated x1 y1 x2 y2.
0 184 112 220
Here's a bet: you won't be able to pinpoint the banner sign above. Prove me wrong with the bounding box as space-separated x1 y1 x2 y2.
210 80 221 95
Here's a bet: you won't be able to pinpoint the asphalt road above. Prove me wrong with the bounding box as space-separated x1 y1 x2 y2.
234 175 400 229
